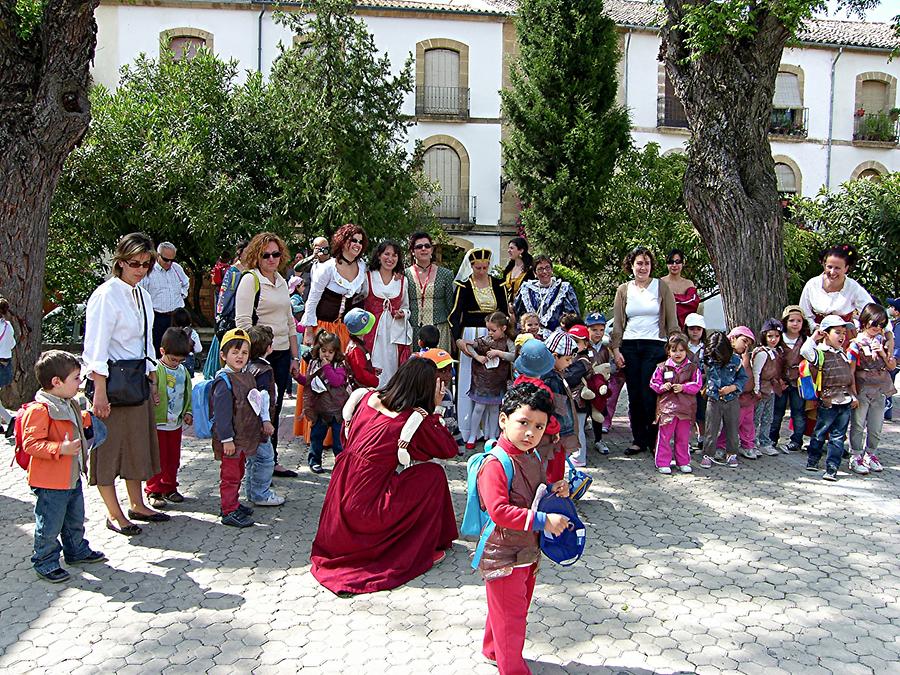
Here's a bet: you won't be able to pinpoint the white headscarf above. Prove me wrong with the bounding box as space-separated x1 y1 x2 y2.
454 248 492 283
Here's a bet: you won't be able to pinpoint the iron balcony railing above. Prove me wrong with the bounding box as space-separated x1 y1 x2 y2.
657 96 689 129
769 107 808 137
415 86 471 118
433 195 476 224
853 113 900 144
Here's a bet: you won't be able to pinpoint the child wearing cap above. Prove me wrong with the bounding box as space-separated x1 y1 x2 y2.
684 313 707 450
847 303 896 475
542 330 579 481
770 305 811 452
802 315 857 481
344 308 380 389
751 319 785 457
700 331 749 470
416 348 463 449
563 323 592 466
211 329 262 528
715 327 758 460
476 383 570 674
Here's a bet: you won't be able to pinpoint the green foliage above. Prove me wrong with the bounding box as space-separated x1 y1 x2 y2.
552 264 587 316
13 0 43 39
789 173 900 302
501 0 630 267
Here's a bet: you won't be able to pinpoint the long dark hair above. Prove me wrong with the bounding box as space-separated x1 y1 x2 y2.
369 240 403 275
311 329 345 365
379 358 438 414
704 331 733 368
503 237 534 278
819 244 858 272
859 302 889 330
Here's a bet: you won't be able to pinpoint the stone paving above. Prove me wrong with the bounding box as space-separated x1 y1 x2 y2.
1 395 900 674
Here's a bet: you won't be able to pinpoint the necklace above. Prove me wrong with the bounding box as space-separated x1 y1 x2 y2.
414 264 435 312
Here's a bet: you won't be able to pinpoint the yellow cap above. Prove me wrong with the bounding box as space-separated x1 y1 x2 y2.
220 328 251 346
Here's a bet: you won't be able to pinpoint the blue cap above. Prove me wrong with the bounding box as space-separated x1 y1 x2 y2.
538 492 586 566
585 312 607 327
344 308 376 336
886 298 900 312
514 339 555 378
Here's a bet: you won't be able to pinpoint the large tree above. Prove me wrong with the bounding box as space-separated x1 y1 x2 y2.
501 0 631 266
659 0 892 331
1 0 100 405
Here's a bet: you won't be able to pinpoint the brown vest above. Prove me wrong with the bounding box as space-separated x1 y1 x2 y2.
211 370 261 459
754 347 785 396
783 338 803 382
818 349 854 407
738 354 756 407
302 359 351 422
246 359 277 443
854 339 896 396
655 360 698 423
478 450 544 577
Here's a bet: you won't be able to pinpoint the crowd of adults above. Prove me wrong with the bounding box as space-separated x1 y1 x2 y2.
70 228 889 592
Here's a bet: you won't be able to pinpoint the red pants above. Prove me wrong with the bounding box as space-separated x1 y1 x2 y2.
546 447 565 484
146 428 182 495
656 418 691 468
717 404 755 450
219 452 246 515
483 564 537 675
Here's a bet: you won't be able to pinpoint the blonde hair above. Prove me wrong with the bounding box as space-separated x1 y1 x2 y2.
112 232 155 278
241 232 288 272
519 312 540 331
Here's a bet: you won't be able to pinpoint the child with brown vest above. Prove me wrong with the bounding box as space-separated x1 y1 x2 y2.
751 319 786 457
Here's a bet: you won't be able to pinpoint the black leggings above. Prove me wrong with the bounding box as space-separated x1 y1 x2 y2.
268 348 292 462
620 339 666 451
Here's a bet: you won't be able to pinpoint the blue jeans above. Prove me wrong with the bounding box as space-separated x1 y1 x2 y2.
308 417 343 466
31 480 93 574
770 385 806 448
244 440 276 502
807 403 852 470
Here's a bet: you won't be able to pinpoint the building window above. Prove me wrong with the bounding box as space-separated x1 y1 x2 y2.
774 158 801 215
853 73 899 144
160 28 214 61
422 135 473 224
415 39 470 119
851 161 889 182
658 71 688 129
770 69 807 137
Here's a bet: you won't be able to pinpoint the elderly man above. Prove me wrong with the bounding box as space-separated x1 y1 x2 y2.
140 242 190 354
513 254 580 336
293 236 331 302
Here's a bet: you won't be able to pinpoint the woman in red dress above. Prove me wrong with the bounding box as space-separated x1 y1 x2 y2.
310 358 458 595
661 248 700 329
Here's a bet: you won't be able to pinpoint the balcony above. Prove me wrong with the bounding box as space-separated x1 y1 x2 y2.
769 107 808 138
657 96 689 129
853 113 899 144
433 195 477 225
415 86 470 119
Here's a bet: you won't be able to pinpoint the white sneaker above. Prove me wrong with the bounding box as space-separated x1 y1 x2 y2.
849 455 870 475
740 447 757 460
593 440 610 455
657 466 672 475
253 492 286 507
761 445 779 456
678 465 693 474
863 452 884 472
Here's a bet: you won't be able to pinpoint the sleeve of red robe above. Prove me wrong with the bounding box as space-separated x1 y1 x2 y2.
407 413 458 461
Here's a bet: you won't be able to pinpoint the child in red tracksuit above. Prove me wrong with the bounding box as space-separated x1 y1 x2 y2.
649 333 703 474
476 384 570 675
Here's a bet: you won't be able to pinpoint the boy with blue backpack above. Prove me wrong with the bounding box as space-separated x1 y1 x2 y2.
473 383 570 674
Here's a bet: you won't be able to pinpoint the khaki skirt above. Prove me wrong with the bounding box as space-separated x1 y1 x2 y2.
89 399 161 486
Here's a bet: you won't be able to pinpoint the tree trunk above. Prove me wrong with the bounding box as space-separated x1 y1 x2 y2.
0 0 100 406
661 3 790 332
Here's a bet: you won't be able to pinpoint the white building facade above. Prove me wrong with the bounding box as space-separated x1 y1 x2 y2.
93 0 900 259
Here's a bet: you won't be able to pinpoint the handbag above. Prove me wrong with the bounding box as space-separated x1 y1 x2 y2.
86 288 151 407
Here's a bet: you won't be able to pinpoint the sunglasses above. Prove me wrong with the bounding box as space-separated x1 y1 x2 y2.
261 251 282 260
349 237 364 245
414 243 433 250
159 255 175 263
667 259 683 265
124 260 152 269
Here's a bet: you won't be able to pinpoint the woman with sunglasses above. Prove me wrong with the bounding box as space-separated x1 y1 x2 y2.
404 232 456 352
660 248 700 330
294 225 370 450
236 232 302 476
82 232 168 535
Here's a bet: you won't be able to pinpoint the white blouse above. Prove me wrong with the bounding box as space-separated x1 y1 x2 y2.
0 318 15 359
799 274 883 331
623 279 662 341
82 277 156 378
301 259 368 327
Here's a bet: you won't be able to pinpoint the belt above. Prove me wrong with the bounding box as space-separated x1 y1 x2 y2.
154 310 177 316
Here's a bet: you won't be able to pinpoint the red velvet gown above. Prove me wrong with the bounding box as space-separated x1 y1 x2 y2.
310 391 459 594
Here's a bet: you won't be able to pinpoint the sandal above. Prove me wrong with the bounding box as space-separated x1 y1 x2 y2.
106 519 142 536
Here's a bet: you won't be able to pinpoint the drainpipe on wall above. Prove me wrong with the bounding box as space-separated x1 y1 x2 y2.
257 4 266 73
624 29 632 107
825 46 843 193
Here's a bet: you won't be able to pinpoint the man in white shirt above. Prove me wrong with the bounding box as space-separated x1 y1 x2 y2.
140 242 190 354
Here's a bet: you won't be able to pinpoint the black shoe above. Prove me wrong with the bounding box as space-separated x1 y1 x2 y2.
106 519 142 536
66 550 107 565
823 466 838 482
127 509 171 523
222 511 254 528
237 503 254 516
624 445 644 456
805 461 819 472
163 491 185 503
36 567 70 583
147 492 167 509
309 463 325 474
273 467 299 478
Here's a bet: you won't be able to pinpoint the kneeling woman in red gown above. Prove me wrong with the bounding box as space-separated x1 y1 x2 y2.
310 357 459 594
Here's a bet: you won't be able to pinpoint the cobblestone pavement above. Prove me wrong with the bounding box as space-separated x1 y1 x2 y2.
1 395 900 675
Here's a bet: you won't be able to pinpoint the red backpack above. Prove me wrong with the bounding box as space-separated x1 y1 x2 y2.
9 402 46 470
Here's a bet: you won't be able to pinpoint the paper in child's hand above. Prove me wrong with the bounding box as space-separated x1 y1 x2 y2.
484 356 500 369
247 389 264 416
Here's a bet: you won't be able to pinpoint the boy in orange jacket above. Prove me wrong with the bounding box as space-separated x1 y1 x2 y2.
22 350 106 582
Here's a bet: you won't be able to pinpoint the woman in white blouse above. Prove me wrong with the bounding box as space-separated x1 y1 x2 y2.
83 233 168 536
799 244 888 335
235 232 301 477
0 297 15 427
609 247 679 455
363 240 411 387
294 224 369 443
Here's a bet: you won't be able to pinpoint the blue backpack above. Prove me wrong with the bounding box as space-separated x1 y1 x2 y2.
191 372 231 439
461 442 515 570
